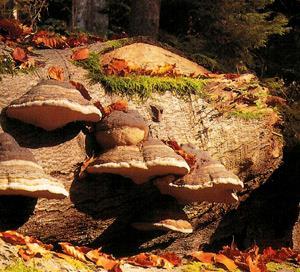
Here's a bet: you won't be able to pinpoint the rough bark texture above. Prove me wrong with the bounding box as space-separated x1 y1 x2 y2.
0 42 296 257
129 0 161 38
72 0 108 35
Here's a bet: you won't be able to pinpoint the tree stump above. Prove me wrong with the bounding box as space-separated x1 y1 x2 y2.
0 42 287 256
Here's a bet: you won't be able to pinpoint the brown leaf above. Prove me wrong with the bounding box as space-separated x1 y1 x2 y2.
158 252 182 266
32 30 67 49
86 249 119 270
166 140 196 167
71 48 89 61
190 251 215 264
12 47 27 62
69 80 92 100
103 58 130 76
78 156 95 179
0 231 26 245
101 100 128 117
0 19 32 39
48 66 64 81
19 57 35 69
59 242 89 262
215 254 238 271
125 253 174 269
266 96 287 107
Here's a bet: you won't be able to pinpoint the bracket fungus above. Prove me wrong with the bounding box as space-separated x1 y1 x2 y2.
87 139 190 184
95 110 149 149
6 80 102 131
0 133 68 199
132 203 193 234
154 144 244 204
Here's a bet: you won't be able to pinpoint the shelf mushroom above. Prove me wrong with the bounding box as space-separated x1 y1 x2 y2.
95 110 149 149
132 203 193 234
0 133 69 199
87 139 190 184
154 144 244 204
6 80 102 131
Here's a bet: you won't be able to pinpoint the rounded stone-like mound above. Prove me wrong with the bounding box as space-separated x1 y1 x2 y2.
100 42 209 76
6 80 102 131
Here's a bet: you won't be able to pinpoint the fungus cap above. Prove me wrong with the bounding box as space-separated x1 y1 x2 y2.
154 145 243 204
95 110 149 148
132 203 193 233
6 80 102 131
87 139 190 184
0 133 68 199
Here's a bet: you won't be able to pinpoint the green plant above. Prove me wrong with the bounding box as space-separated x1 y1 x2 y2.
76 51 207 100
1 260 41 272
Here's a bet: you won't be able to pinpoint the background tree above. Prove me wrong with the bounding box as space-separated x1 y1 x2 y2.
72 0 109 35
129 0 161 39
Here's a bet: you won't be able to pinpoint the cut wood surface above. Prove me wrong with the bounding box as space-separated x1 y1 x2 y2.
0 42 286 256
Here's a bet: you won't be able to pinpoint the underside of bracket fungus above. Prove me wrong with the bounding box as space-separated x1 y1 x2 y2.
6 80 102 131
132 204 193 234
154 144 244 204
101 42 209 77
95 110 149 148
87 139 190 184
0 133 68 199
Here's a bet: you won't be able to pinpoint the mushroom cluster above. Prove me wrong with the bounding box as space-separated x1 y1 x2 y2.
2 79 244 236
88 110 190 184
0 133 68 199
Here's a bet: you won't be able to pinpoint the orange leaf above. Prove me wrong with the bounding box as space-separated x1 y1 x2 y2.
32 30 67 49
159 252 182 266
78 156 95 179
59 242 89 262
71 48 89 61
0 231 26 245
190 251 215 264
103 58 130 76
19 57 35 69
166 140 196 167
0 19 32 39
12 47 27 62
101 100 128 117
125 253 174 269
246 256 262 272
86 249 118 270
215 254 238 271
48 66 64 81
69 81 92 100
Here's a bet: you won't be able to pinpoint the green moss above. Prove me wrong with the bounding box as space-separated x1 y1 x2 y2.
267 262 300 272
98 38 132 54
230 108 271 120
1 260 41 272
0 54 16 76
76 51 207 100
182 261 238 272
59 255 93 271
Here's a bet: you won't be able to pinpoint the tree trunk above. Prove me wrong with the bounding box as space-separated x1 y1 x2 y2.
129 0 161 39
72 0 108 36
0 42 293 257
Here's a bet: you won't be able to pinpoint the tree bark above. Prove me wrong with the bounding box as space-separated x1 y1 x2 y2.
0 42 291 257
129 0 161 39
72 0 108 36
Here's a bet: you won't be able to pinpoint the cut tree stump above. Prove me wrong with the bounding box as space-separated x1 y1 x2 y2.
0 41 289 257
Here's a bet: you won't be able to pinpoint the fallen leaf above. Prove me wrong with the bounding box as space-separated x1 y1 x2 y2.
69 81 92 100
125 253 174 269
71 48 89 61
166 140 196 167
190 251 215 264
101 100 128 117
0 231 26 245
48 66 64 81
86 249 119 270
32 30 67 49
103 58 130 76
158 252 182 266
215 254 238 271
59 242 89 262
12 47 27 62
19 57 35 69
0 19 32 39
78 156 95 179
